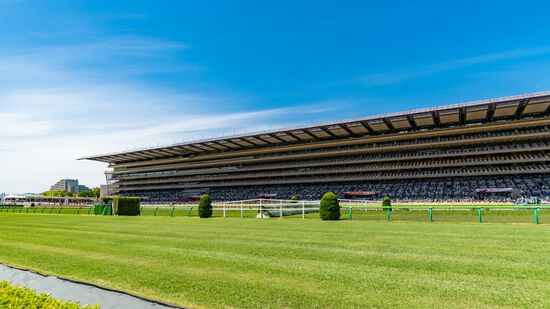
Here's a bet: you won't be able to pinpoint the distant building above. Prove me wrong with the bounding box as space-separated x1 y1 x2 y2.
78 185 91 192
50 179 89 193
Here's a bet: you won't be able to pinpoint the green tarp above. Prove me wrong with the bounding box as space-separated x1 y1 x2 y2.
94 204 112 216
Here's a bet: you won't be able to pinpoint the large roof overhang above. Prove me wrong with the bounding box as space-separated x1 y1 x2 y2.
79 91 550 164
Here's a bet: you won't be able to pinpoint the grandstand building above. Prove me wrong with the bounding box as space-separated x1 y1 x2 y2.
81 92 550 202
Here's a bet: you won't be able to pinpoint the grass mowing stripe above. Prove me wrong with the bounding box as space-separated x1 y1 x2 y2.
0 214 548 308
3 221 548 276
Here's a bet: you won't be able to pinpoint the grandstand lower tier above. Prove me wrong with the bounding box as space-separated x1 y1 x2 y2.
120 174 550 203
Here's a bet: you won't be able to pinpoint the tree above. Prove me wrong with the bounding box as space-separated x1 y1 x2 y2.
382 196 392 211
319 192 340 220
91 187 100 198
198 194 213 218
42 190 73 197
78 187 100 198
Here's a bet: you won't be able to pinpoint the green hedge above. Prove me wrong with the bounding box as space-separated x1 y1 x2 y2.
382 196 392 211
320 192 341 220
0 281 99 308
113 197 141 216
198 195 213 218
0 205 24 208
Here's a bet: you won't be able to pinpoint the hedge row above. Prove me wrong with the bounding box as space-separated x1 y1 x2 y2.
0 205 24 208
98 196 140 216
0 281 99 308
113 197 141 216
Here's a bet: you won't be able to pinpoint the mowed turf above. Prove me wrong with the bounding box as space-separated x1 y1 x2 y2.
0 215 548 308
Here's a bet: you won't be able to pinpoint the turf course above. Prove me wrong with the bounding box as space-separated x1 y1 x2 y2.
0 214 548 308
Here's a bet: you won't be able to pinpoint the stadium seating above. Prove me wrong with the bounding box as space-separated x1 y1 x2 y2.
82 93 550 203
121 174 550 203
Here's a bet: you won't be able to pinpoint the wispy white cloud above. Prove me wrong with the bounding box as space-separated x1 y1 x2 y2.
0 35 340 193
340 47 550 86
0 113 54 137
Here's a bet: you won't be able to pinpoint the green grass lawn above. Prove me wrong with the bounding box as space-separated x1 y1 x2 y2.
0 214 548 308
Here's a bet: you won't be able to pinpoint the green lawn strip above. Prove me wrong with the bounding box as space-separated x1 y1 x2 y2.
0 215 548 308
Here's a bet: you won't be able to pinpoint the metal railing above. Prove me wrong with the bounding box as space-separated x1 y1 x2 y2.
1 201 548 224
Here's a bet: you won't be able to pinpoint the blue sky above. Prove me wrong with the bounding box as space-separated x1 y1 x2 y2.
2 0 550 192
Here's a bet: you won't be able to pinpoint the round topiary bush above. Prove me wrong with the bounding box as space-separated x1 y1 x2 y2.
198 194 213 218
382 196 392 211
319 192 340 220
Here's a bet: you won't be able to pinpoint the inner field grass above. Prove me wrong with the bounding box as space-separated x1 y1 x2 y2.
0 215 548 308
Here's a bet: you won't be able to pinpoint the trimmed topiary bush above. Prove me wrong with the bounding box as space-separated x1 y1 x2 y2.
198 194 213 218
113 197 140 216
319 192 340 220
382 196 392 211
290 195 298 203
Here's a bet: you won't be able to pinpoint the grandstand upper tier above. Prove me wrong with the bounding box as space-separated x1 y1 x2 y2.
81 91 550 202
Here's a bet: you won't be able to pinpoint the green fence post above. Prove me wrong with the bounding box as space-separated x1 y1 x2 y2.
348 207 353 220
77 207 81 215
188 206 193 217
534 208 539 225
19 207 23 213
154 207 159 216
58 207 63 214
429 208 433 223
477 208 482 224
387 208 391 222
88 207 93 215
170 207 175 217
